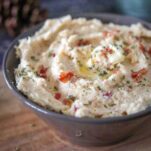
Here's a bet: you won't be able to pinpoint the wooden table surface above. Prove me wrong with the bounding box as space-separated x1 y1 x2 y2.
0 71 151 151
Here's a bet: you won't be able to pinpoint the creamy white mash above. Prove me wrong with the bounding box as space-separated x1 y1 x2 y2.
15 15 151 118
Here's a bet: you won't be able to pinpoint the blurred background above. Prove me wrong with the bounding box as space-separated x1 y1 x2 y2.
1 0 151 67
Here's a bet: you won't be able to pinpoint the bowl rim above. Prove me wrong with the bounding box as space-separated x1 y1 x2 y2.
3 13 151 124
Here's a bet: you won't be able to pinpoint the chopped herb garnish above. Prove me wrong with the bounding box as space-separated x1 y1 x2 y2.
77 60 83 67
121 75 125 80
143 78 147 81
53 86 58 91
141 83 146 87
130 69 134 72
48 52 56 57
97 86 102 90
66 95 76 101
48 52 52 57
22 76 30 80
88 67 92 70
30 56 38 61
108 103 116 107
126 80 130 84
104 104 108 108
99 70 108 76
19 68 28 77
131 45 136 49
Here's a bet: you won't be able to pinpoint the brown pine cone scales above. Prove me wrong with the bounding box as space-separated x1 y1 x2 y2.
0 0 48 37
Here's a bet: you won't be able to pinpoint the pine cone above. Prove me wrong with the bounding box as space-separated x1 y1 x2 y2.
0 0 48 37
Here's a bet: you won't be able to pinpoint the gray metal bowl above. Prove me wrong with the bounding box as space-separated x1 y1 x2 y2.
3 13 151 146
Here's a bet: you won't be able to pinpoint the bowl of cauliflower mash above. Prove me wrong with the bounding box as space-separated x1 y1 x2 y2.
3 13 151 146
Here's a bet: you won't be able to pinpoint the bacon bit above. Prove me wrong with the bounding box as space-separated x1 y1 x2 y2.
112 69 119 74
148 47 151 56
101 51 108 59
127 85 133 92
74 106 78 112
102 30 119 37
124 48 130 55
131 68 148 81
48 52 56 57
103 91 113 99
63 99 72 106
102 31 114 37
139 43 146 52
59 71 74 83
102 31 109 37
37 65 48 78
101 47 113 59
51 53 56 57
55 93 61 100
77 39 90 46
106 47 113 54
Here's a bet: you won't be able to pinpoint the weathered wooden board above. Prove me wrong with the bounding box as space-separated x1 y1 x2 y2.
0 72 151 151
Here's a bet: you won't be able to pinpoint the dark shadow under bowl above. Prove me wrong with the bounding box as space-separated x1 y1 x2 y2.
3 13 151 146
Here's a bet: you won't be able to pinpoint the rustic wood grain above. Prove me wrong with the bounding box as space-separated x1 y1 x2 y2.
0 71 151 151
